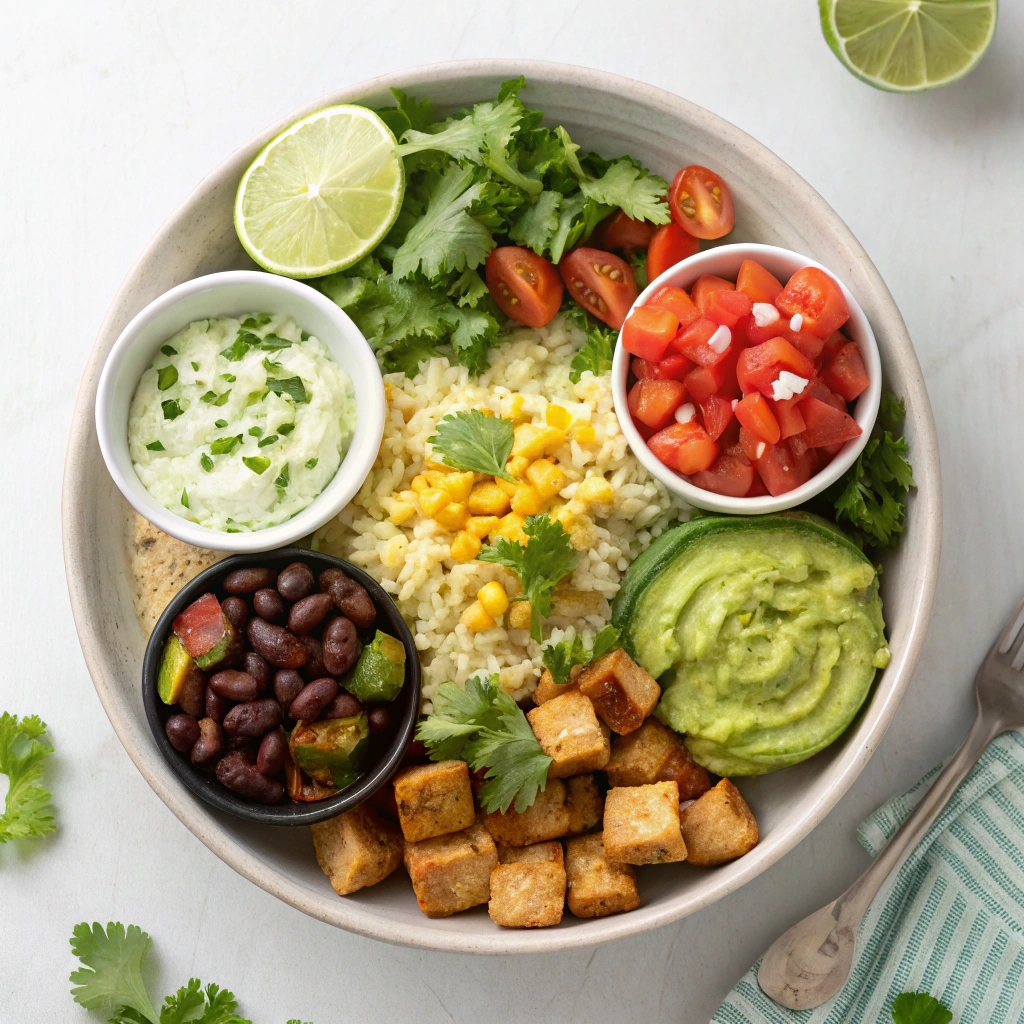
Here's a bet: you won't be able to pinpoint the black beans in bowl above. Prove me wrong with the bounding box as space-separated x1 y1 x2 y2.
142 548 421 826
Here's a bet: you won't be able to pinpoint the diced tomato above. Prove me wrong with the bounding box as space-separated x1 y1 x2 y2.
789 439 818 482
735 392 781 444
600 210 655 254
668 166 735 240
736 337 815 396
771 396 806 439
646 223 700 281
691 454 754 497
718 415 741 448
172 593 232 663
776 266 850 338
817 442 844 465
780 325 825 361
789 432 809 457
745 475 769 497
485 247 564 328
654 353 695 382
647 285 700 328
685 356 735 403
738 426 764 463
621 305 679 362
822 342 870 401
560 248 638 328
820 330 849 368
754 439 813 496
802 377 847 411
647 421 693 469
671 316 731 366
735 260 783 304
627 379 687 430
738 308 788 345
674 422 719 475
799 397 863 447
705 288 752 328
700 393 734 441
632 357 656 380
691 275 735 315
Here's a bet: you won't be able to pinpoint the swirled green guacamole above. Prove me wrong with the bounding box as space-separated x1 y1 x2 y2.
612 514 889 776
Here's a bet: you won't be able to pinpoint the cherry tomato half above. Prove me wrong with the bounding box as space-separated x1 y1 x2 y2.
668 165 735 240
560 248 638 329
600 210 655 254
485 247 563 328
646 222 700 281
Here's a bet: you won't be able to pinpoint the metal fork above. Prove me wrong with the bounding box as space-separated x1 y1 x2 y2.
757 596 1024 1011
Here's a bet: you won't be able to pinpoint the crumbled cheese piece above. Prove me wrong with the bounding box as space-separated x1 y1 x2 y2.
708 325 731 354
789 313 803 332
770 370 810 402
751 303 780 328
756 442 766 459
730 398 739 411
674 402 696 424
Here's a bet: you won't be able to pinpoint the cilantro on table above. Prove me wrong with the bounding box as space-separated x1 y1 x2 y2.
416 674 552 813
427 409 515 481
479 513 579 642
542 625 621 686
891 991 953 1024
0 712 55 847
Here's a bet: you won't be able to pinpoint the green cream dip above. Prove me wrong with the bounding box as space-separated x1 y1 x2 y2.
613 514 889 776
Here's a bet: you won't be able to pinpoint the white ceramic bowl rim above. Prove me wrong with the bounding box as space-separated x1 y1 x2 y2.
611 243 882 514
94 270 385 553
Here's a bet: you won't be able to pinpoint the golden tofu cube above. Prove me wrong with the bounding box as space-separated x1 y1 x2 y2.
499 840 564 866
565 774 604 835
512 423 566 460
483 779 570 846
468 481 511 516
433 501 469 532
603 782 687 865
565 832 640 919
449 530 481 563
510 483 546 516
532 668 579 706
576 648 661 735
507 599 532 630
527 690 610 778
605 718 712 799
311 804 403 896
525 458 567 500
404 821 499 918
393 760 475 843
442 471 475 503
679 779 759 866
466 514 501 539
488 861 566 928
418 486 449 517
551 586 604 619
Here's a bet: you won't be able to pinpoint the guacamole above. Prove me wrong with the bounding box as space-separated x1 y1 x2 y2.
612 514 889 776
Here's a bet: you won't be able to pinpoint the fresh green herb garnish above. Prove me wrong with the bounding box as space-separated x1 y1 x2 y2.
278 422 295 435
213 390 231 406
215 419 228 429
191 360 200 371
479 513 579 642
300 330 310 341
565 305 617 382
145 441 165 452
243 456 271 475
200 391 218 403
542 625 621 686
160 344 177 356
266 377 308 403
259 333 290 351
305 458 318 470
274 465 289 494
428 409 516 481
262 356 283 372
257 434 278 448
241 313 271 328
248 426 263 437
891 992 952 1024
245 390 267 407
630 249 648 290
221 373 236 382
220 329 263 361
210 434 242 455
200 453 214 472
161 400 182 420
156 365 178 391
180 488 189 508
0 712 55 847
416 674 552 813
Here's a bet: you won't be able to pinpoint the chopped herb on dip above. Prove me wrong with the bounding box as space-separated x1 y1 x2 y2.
128 313 356 532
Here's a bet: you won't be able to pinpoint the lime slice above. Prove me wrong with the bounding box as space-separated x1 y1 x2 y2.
235 105 405 278
820 0 997 92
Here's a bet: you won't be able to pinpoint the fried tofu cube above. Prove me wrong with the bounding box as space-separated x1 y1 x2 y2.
565 774 604 835
679 779 759 866
532 668 579 706
483 779 570 846
311 804 403 896
576 649 661 735
527 690 610 778
564 833 640 919
507 599 532 630
393 760 475 843
488 861 566 928
605 718 712 800
499 840 564 866
404 821 499 918
603 782 687 865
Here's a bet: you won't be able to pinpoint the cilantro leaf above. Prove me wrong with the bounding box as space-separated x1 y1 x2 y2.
210 435 242 455
345 275 451 359
0 712 55 845
630 249 648 291
579 157 670 223
145 441 165 452
891 992 953 1024
416 674 552 813
568 314 617 382
266 376 308 403
374 87 435 140
508 190 561 254
447 268 489 308
442 304 500 375
161 400 182 421
428 410 515 480
159 980 248 1024
156 365 178 391
479 514 579 642
69 922 159 1023
542 625 621 685
242 456 271 475
510 190 607 263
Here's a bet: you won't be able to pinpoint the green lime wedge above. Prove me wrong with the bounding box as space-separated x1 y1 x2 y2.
235 104 405 278
820 0 997 92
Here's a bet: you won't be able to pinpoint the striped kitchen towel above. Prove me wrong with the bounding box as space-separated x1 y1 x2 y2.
713 731 1024 1024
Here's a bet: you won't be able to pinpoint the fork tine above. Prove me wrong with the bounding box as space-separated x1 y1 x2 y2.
997 597 1024 655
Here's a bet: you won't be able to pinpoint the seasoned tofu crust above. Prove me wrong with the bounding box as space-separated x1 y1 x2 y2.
679 779 759 866
499 840 564 866
565 832 640 919
603 782 687 865
564 774 604 836
393 760 476 843
488 861 566 928
311 804 403 896
527 690 611 778
576 649 661 734
483 779 570 846
404 821 499 918
532 669 580 706
605 718 711 799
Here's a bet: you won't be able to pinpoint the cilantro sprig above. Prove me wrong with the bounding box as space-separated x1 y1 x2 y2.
0 712 55 847
891 991 952 1024
565 305 617 382
542 625 621 686
428 409 516 481
416 674 552 813
479 513 579 642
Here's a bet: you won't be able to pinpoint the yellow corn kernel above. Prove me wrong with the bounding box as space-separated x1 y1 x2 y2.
424 459 452 473
418 487 449 517
460 600 496 632
506 455 530 479
410 474 430 494
466 515 500 539
495 477 519 497
573 423 597 445
510 484 546 516
545 404 572 430
388 501 416 525
492 512 527 543
525 458 567 500
508 394 529 423
551 502 576 529
477 581 509 618
449 530 481 563
398 489 419 504
381 534 409 570
468 481 511 516
433 502 469 532
424 470 450 489
441 470 475 503
577 476 614 505
507 600 532 630
477 407 495 418
512 423 566 460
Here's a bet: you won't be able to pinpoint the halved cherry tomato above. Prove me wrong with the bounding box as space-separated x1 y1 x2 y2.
647 223 700 281
776 267 850 338
648 285 700 328
735 260 783 304
560 248 637 329
822 342 870 401
691 454 754 497
685 355 737 403
704 288 752 328
771 396 807 439
735 392 781 444
628 379 687 430
621 305 679 362
485 246 564 328
799 397 862 447
671 316 731 366
700 393 734 441
691 275 735 315
600 210 656 254
668 165 735 240
736 337 815 396
754 439 813 496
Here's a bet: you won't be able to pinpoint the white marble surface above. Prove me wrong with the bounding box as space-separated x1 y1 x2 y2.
3 2 1023 1021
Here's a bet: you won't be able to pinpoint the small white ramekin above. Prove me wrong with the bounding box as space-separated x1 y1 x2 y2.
95 270 384 552
611 243 882 514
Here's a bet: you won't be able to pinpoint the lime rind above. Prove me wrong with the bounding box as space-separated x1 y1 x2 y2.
234 104 405 279
820 0 998 93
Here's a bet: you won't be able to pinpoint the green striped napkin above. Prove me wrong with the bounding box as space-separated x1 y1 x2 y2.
713 731 1024 1024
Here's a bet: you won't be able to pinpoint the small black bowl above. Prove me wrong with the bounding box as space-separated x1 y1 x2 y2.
143 546 420 826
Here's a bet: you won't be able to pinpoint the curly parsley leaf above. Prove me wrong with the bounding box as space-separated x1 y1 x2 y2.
416 674 552 813
891 991 952 1024
70 923 159 1023
0 712 55 845
428 410 515 480
479 513 579 642
579 158 670 224
542 625 621 686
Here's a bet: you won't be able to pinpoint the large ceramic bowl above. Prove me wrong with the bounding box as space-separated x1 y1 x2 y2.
62 60 941 954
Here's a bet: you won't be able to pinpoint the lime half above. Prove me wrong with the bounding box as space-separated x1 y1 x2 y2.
820 0 997 92
235 105 405 278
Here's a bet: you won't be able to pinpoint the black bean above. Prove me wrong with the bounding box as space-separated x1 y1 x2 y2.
222 699 283 738
165 714 200 752
209 669 259 701
298 636 327 681
277 561 315 601
247 618 308 669
287 592 334 635
223 567 275 594
322 616 361 676
320 569 377 628
243 652 271 692
256 730 287 776
273 669 305 712
215 751 284 803
221 596 249 631
253 588 284 623
288 678 339 722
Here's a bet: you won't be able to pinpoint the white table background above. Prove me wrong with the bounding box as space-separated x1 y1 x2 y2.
3 2 1023 1021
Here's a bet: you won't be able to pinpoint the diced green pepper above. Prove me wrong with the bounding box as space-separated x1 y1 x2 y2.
344 631 406 702
289 715 368 789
